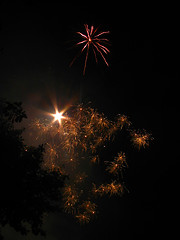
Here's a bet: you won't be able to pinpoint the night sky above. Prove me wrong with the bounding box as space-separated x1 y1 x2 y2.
0 1 179 239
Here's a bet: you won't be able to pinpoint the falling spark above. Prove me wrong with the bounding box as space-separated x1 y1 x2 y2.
117 115 131 129
70 24 110 75
92 182 124 196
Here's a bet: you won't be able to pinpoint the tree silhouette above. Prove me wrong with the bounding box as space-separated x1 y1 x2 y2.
0 99 66 239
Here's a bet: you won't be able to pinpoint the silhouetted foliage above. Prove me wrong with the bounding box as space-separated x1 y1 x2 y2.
0 99 66 239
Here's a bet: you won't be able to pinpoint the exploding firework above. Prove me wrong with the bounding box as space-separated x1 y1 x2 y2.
92 181 124 197
29 103 152 223
63 185 79 214
75 212 90 224
130 129 153 150
76 200 97 223
70 24 110 75
105 152 127 175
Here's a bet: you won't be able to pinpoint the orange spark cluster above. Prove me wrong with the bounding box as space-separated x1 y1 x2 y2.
130 129 153 150
92 181 124 197
30 103 152 224
105 152 127 175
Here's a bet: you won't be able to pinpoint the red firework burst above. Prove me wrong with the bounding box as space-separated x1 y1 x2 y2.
70 24 110 75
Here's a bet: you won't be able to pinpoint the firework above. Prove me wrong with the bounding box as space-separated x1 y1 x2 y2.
63 185 79 214
92 181 124 197
92 180 124 197
105 152 127 175
106 181 124 196
75 200 96 223
80 200 96 215
116 114 131 129
130 129 153 150
75 212 90 224
45 143 58 168
70 24 110 75
29 103 152 223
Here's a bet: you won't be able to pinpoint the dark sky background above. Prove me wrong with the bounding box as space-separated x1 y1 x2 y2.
0 1 179 239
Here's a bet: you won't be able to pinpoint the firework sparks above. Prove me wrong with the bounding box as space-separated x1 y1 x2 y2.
105 152 127 175
70 24 110 75
92 183 107 196
130 129 153 150
63 185 79 214
106 181 124 196
92 181 124 196
76 200 96 224
80 200 96 215
76 212 90 224
29 103 152 223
